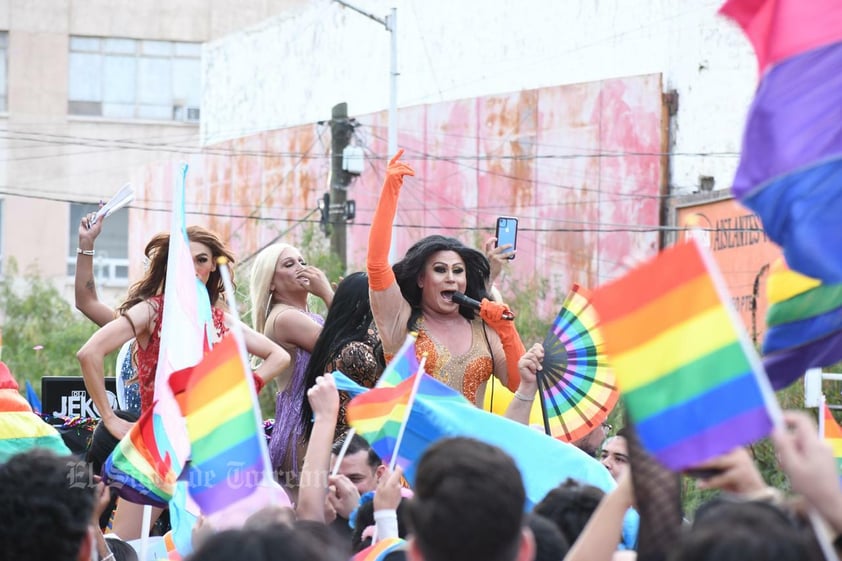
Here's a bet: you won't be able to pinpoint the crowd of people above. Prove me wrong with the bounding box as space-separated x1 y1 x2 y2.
1 151 841 561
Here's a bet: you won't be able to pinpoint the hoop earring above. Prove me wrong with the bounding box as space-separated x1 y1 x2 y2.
265 289 274 320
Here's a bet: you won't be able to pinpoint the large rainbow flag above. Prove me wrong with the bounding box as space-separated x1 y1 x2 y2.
720 0 842 283
822 401 842 484
588 239 780 470
170 334 289 523
0 362 70 462
762 259 842 389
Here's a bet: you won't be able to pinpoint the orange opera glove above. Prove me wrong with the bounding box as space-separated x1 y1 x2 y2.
367 149 416 291
480 298 524 392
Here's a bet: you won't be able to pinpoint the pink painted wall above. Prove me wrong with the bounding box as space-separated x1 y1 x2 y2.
132 74 664 315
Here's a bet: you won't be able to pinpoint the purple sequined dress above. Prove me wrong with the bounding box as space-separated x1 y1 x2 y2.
268 311 324 484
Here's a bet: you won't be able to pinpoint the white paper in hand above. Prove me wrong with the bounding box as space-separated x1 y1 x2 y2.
92 183 134 226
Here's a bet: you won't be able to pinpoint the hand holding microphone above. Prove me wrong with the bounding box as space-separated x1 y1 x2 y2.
452 291 515 321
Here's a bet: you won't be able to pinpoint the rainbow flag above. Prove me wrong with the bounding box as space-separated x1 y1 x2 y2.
169 334 289 521
103 405 176 506
352 537 407 561
378 333 421 387
721 0 842 283
346 373 424 471
0 362 70 462
822 402 842 483
762 259 842 389
588 239 780 470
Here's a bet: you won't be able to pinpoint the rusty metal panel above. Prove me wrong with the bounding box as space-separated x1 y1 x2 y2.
131 74 664 315
677 197 781 343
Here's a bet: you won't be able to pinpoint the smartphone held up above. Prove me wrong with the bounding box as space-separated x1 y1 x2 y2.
495 216 518 260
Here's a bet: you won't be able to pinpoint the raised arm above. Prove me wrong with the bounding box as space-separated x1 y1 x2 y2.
77 301 153 439
367 149 415 352
75 211 116 327
296 373 340 522
772 410 842 534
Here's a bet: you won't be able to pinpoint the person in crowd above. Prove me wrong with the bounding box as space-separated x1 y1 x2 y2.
301 272 384 441
351 465 410 553
534 478 606 547
366 150 526 405
573 422 612 458
527 514 570 561
103 536 139 561
77 226 290 539
249 242 333 484
185 523 343 561
75 211 141 415
405 437 534 561
0 449 102 561
600 428 630 481
560 471 636 561
331 433 385 496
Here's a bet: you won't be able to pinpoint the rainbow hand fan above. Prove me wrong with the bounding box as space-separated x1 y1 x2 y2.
539 284 618 442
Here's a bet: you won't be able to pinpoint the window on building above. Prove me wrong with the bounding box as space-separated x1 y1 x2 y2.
0 32 8 112
67 203 129 286
68 36 201 122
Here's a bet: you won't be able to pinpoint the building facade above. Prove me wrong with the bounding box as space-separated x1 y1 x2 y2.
0 0 306 307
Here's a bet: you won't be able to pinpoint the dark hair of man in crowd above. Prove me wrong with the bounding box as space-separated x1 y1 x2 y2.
406 437 527 561
0 449 96 561
672 497 823 561
185 523 343 561
105 536 140 561
533 477 605 546
527 514 570 561
331 432 381 470
351 498 411 553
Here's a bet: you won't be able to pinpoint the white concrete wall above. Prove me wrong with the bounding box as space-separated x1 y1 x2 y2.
203 0 756 196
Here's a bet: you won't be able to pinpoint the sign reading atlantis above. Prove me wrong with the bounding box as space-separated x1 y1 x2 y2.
42 376 119 419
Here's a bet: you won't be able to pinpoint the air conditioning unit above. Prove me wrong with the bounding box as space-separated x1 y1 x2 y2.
173 105 201 123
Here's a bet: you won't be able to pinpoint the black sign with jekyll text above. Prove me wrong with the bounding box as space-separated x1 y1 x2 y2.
41 377 118 419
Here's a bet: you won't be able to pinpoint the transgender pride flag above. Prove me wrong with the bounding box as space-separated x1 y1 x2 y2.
721 0 842 283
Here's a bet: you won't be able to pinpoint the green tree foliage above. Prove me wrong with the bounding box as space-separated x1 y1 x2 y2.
0 261 112 394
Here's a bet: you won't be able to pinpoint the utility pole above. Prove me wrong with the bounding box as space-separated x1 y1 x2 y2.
334 1 399 261
330 102 354 269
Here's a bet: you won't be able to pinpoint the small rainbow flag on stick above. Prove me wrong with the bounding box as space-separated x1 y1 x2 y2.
346 361 426 472
378 333 421 387
589 239 781 470
820 397 842 483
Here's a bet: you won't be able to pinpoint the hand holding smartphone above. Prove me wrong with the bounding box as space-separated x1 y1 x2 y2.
495 216 518 260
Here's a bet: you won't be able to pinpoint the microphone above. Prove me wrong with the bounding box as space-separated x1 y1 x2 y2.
452 291 515 321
